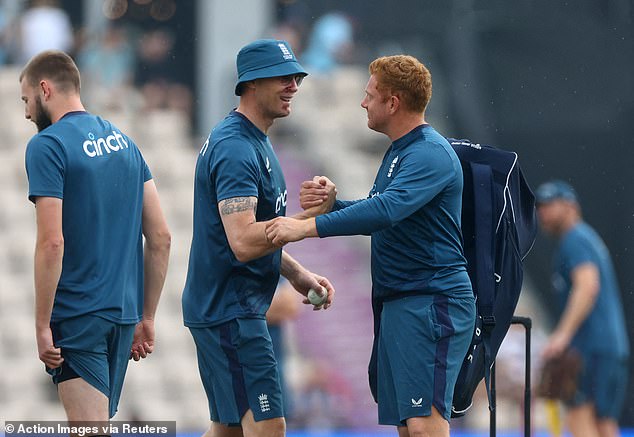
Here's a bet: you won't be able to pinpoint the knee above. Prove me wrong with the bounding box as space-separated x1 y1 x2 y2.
268 418 286 437
244 416 285 437
271 417 286 437
406 428 440 437
406 411 449 437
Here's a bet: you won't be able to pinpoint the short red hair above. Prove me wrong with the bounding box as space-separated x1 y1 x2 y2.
369 55 432 113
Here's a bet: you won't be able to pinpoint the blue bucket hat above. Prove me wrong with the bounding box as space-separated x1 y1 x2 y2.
235 39 307 96
535 180 579 205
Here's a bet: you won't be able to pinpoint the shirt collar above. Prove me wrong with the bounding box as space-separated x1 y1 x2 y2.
231 109 268 141
60 110 88 120
392 124 429 151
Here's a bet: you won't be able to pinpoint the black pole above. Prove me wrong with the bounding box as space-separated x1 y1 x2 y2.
512 316 532 437
490 361 496 437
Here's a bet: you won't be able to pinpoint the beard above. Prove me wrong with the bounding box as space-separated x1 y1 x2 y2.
34 96 52 132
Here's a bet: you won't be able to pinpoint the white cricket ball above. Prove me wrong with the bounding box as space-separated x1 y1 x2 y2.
307 287 327 306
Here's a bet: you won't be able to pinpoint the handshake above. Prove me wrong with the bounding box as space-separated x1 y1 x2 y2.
265 176 337 247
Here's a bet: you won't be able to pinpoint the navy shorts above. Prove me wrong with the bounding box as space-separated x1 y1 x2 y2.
567 353 628 420
48 314 135 418
377 294 475 425
189 318 284 425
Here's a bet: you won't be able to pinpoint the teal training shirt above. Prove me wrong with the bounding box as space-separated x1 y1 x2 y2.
316 125 472 299
182 111 286 327
25 111 151 324
553 222 630 357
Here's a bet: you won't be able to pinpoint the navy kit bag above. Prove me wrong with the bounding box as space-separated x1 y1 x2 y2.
447 138 537 417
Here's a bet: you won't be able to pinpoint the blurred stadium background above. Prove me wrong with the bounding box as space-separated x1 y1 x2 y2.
0 0 633 435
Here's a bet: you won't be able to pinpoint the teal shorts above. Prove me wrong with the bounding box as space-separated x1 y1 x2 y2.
48 314 135 418
568 352 628 420
377 294 475 425
189 318 284 425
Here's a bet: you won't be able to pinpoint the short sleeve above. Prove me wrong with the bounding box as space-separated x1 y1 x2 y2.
561 235 595 271
210 138 260 201
143 159 152 181
25 136 65 203
131 142 152 182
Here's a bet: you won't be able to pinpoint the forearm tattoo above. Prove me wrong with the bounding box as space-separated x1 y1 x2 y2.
219 197 257 216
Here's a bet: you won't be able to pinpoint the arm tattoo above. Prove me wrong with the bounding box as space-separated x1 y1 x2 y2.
219 197 257 216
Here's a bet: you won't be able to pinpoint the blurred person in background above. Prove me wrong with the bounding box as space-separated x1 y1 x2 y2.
536 180 629 437
17 0 74 65
302 12 354 75
20 50 171 421
182 39 335 437
0 5 10 65
134 28 192 116
265 54 475 437
77 24 136 111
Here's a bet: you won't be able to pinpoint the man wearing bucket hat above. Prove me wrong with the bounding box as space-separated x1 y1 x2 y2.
536 180 629 437
182 39 335 436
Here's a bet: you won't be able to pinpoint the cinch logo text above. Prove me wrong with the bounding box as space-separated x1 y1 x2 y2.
275 190 287 214
83 130 129 158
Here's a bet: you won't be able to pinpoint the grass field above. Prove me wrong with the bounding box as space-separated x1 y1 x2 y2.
179 430 634 437
3 428 633 437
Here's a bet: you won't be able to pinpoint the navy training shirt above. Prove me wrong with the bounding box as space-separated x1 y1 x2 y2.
552 222 629 358
25 111 151 324
316 125 472 299
182 111 287 327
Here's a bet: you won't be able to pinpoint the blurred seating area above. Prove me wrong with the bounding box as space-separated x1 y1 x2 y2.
0 50 382 428
0 60 205 425
0 56 548 433
0 1 558 434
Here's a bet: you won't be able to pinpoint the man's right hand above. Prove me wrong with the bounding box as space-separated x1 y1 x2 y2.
299 176 337 216
130 319 155 361
36 327 63 369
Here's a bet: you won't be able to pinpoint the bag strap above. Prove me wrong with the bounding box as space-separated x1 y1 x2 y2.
471 162 497 411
